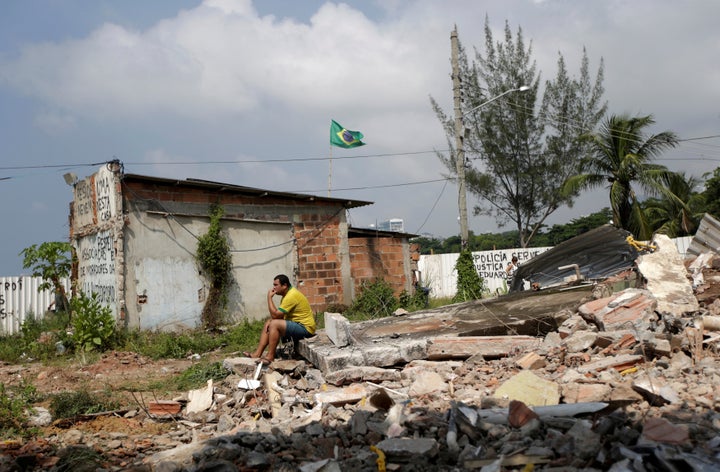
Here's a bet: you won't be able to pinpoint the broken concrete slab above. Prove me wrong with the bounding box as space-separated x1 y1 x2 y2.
374 437 438 462
493 370 560 406
186 379 214 414
314 383 368 406
578 288 657 331
637 234 700 316
324 366 402 387
408 371 447 396
324 312 351 347
299 286 591 374
427 335 542 360
562 382 612 403
577 353 644 373
223 357 258 377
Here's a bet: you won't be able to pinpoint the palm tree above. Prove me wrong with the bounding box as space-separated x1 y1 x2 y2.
564 114 678 240
643 172 703 237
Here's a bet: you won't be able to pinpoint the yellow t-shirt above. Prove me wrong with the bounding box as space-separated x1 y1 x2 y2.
278 287 316 334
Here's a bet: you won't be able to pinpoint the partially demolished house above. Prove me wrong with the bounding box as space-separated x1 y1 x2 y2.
67 161 418 331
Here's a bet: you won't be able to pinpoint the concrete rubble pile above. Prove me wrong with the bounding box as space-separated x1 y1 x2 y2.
6 236 720 471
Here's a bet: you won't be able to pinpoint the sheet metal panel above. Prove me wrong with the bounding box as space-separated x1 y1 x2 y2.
0 276 71 335
688 213 720 256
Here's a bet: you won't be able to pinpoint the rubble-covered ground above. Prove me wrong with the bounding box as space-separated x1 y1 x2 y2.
1 238 720 471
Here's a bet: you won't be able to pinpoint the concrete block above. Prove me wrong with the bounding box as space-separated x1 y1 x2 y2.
314 383 368 406
324 312 350 347
375 438 438 461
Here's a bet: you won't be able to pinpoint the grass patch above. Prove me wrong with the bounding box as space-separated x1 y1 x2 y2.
50 388 120 419
0 311 72 363
172 361 230 391
428 296 455 309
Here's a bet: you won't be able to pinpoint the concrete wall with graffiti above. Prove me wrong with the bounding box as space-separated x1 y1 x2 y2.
70 163 124 318
418 247 553 298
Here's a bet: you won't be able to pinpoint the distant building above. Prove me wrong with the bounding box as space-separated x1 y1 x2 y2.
377 218 404 232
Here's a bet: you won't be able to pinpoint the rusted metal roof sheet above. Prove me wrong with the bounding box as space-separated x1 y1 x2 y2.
510 225 638 292
688 213 720 256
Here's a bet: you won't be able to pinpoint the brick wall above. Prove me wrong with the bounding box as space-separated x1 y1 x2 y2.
293 214 345 309
349 236 410 297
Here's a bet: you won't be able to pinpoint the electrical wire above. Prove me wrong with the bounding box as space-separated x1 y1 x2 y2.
415 179 448 234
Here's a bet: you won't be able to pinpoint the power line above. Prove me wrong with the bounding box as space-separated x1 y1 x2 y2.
121 149 439 167
289 177 448 193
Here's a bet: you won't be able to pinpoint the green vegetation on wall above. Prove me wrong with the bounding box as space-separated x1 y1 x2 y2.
196 204 233 330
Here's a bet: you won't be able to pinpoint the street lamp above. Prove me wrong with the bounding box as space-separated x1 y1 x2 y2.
453 85 529 250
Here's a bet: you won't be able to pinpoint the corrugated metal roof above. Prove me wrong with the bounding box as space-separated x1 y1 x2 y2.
348 227 419 239
688 213 720 256
510 225 638 292
121 174 373 209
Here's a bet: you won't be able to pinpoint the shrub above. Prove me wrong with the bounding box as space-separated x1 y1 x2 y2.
453 250 484 303
345 278 399 320
71 292 115 352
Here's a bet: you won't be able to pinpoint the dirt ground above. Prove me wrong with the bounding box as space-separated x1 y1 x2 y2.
0 351 201 435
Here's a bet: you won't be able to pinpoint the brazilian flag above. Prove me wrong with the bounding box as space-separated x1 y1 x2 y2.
330 120 365 148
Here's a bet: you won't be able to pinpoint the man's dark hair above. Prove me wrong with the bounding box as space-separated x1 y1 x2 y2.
274 274 291 287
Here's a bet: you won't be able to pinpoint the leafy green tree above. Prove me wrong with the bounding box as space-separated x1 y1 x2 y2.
700 167 720 219
20 242 72 313
411 236 445 255
432 18 606 248
644 172 703 237
564 114 679 239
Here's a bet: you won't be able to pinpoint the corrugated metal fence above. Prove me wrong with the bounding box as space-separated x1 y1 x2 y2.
0 276 71 336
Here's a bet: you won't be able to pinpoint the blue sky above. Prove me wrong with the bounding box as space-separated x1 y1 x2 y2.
2 0 720 275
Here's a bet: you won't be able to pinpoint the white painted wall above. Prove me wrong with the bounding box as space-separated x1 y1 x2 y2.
124 212 296 330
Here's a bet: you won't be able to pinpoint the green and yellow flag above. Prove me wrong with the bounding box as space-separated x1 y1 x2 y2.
330 120 365 148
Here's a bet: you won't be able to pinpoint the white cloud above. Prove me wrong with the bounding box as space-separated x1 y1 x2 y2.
33 110 76 135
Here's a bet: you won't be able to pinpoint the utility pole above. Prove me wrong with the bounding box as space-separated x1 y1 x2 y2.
451 27 469 250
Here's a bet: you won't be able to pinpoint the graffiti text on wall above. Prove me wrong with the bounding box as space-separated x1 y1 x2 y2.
473 248 550 280
82 282 116 304
75 178 94 222
0 279 23 319
78 230 116 305
95 174 112 222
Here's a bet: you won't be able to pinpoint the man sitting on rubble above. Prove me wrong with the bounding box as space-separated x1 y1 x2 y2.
244 274 316 364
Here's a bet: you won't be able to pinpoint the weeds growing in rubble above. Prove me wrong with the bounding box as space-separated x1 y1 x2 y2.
172 361 229 390
0 380 41 439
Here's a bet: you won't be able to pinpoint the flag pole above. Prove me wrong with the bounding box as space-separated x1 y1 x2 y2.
327 145 333 197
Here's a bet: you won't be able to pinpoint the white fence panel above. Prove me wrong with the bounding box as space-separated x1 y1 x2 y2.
0 276 71 336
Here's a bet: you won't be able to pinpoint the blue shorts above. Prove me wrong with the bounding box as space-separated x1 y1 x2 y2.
284 320 312 342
